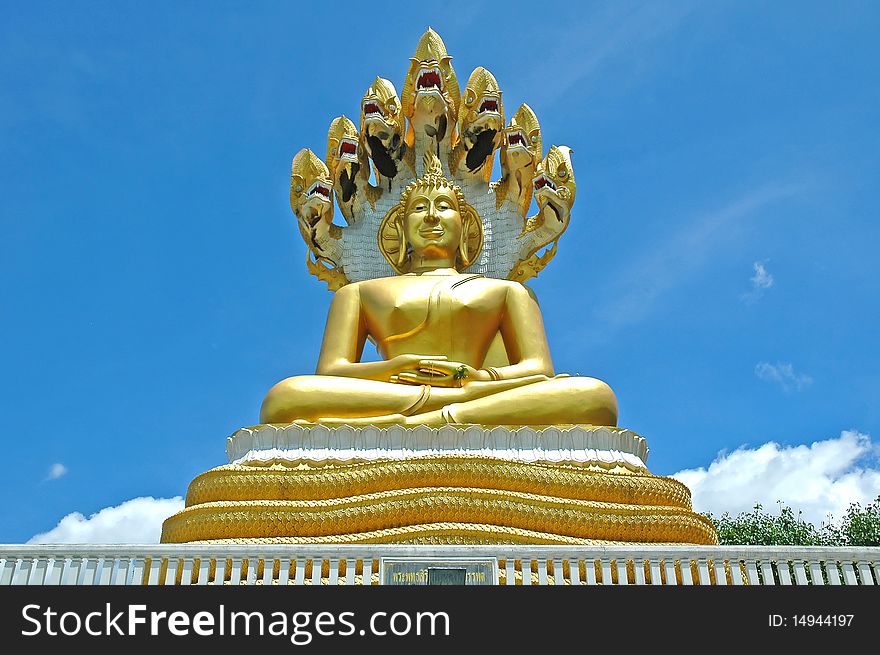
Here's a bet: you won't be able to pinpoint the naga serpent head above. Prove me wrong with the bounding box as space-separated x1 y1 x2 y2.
290 148 335 247
533 145 576 216
503 103 542 173
326 115 361 172
325 116 365 220
402 28 460 146
458 66 504 178
360 77 406 180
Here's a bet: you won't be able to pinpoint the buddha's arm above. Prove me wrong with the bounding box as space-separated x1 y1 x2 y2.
494 283 555 379
315 284 444 382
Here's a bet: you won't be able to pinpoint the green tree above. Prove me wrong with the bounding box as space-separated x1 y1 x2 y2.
841 496 880 546
705 496 880 546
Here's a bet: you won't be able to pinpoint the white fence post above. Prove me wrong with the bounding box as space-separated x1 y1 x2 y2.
857 562 874 585
28 558 49 585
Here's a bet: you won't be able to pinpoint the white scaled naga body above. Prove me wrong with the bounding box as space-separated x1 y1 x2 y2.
289 28 577 290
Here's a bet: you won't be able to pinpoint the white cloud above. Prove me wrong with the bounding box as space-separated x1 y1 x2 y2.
741 261 774 303
28 496 184 544
673 431 880 525
46 463 68 481
755 361 813 392
750 261 774 289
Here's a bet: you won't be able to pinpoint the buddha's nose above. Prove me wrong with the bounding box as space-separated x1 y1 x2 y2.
423 209 440 225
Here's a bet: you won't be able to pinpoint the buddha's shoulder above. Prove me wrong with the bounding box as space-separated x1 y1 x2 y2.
349 275 532 296
344 276 408 293
462 276 532 296
336 277 403 300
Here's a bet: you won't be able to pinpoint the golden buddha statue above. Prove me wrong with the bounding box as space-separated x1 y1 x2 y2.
260 152 617 428
160 29 717 549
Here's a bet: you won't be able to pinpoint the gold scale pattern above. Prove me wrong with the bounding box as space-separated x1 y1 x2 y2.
186 455 691 507
162 458 718 544
188 524 671 546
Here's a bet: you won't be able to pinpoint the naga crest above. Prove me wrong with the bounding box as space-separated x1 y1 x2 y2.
288 28 578 290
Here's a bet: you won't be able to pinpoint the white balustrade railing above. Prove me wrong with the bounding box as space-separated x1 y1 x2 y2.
1 545 877 586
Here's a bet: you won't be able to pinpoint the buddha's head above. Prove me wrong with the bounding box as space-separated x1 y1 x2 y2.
379 152 483 274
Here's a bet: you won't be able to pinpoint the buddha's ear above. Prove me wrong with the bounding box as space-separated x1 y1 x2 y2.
377 205 409 274
459 216 471 267
458 206 483 269
394 216 407 268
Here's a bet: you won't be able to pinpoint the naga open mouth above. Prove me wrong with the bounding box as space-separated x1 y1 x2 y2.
416 67 443 92
337 138 358 160
478 97 499 114
533 173 557 192
362 101 385 119
508 129 527 149
306 180 332 202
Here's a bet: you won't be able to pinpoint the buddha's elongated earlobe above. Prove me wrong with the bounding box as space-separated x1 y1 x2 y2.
394 218 407 268
459 215 471 268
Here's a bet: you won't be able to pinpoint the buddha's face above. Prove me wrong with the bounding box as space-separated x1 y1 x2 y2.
403 185 462 261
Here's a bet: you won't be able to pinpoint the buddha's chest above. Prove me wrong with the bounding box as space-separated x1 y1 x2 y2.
360 277 503 343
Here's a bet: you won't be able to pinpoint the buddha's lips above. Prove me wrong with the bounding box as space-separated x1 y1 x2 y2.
419 228 444 238
533 174 557 192
362 101 384 118
478 98 499 114
337 139 358 159
306 181 332 201
508 130 527 148
416 67 443 91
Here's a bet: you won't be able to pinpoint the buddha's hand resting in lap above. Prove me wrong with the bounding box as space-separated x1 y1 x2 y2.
389 356 490 387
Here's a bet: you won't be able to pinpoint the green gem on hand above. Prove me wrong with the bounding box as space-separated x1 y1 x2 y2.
453 365 469 381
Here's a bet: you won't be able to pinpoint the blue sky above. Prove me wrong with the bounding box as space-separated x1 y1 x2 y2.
2 1 879 543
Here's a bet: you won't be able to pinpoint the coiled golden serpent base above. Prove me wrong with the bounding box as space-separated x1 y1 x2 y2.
162 455 717 544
